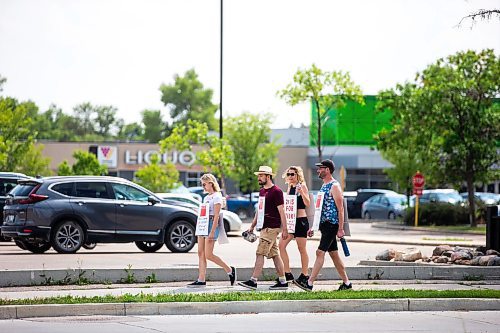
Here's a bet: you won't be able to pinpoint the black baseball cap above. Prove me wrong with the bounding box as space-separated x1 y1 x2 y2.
315 159 335 173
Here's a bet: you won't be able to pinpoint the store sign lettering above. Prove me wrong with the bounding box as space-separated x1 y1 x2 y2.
125 150 195 166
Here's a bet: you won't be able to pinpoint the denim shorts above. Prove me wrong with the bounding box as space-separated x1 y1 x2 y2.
200 216 219 239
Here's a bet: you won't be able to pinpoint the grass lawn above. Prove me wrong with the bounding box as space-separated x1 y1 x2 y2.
1 289 498 306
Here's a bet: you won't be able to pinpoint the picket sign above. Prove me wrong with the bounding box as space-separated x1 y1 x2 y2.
195 203 210 236
283 194 297 233
256 196 266 230
311 192 325 231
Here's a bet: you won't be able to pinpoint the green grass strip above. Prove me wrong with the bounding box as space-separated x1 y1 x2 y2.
1 289 499 306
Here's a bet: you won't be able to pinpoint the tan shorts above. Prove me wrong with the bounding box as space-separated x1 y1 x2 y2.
256 228 281 259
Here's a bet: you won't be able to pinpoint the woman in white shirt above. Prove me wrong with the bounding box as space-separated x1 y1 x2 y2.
187 173 236 287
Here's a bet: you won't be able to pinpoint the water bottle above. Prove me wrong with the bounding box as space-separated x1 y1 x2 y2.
340 237 350 257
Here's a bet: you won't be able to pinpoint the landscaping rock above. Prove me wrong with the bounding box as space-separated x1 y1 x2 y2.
486 249 500 256
479 255 497 266
450 251 472 262
454 259 471 265
375 249 396 261
434 256 449 263
402 248 422 262
433 245 453 256
442 251 454 258
487 257 500 266
470 257 481 266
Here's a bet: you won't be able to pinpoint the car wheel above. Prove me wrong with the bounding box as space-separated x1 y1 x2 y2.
165 220 196 253
236 208 249 220
364 211 371 220
23 241 52 254
135 241 164 253
82 242 97 250
51 220 84 254
224 220 230 235
388 212 396 220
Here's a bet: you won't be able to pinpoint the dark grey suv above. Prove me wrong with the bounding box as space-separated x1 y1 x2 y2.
0 172 29 241
1 176 197 254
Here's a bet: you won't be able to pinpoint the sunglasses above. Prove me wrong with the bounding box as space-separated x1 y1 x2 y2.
286 173 296 177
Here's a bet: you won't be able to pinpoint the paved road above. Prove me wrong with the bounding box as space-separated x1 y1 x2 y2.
0 311 498 333
0 222 484 271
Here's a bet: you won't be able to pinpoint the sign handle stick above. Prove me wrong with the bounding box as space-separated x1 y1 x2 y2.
414 195 419 227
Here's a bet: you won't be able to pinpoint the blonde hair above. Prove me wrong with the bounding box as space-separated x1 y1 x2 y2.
282 166 307 187
200 173 221 193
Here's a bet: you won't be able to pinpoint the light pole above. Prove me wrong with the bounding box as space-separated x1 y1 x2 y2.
219 0 223 138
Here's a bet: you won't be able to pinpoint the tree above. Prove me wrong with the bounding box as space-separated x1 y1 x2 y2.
159 69 218 131
278 64 364 161
95 105 117 137
134 154 179 192
0 97 37 171
377 49 500 227
459 9 500 27
141 110 165 143
72 102 96 137
160 120 233 190
57 150 108 176
375 83 426 204
117 121 144 141
17 144 52 176
225 112 281 194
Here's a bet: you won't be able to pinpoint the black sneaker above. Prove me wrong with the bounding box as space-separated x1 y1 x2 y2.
269 281 288 290
338 282 353 291
229 266 237 286
238 279 257 290
285 272 295 282
187 280 206 288
294 278 313 292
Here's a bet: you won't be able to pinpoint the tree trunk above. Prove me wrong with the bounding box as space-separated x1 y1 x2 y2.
466 170 476 228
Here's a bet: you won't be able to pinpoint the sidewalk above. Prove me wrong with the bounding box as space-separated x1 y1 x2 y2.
0 280 499 319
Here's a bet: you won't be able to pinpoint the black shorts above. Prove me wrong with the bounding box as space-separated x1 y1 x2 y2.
292 217 309 238
318 222 339 252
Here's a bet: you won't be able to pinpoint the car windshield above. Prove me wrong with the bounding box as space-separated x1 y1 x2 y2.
438 193 462 201
387 195 406 204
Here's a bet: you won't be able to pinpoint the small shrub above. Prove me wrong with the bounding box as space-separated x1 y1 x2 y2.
404 203 468 226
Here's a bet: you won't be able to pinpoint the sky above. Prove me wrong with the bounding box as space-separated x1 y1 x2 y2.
1 0 499 129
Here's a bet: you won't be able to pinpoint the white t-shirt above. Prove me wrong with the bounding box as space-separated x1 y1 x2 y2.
203 192 223 215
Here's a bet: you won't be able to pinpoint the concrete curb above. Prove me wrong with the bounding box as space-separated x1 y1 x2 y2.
1 266 499 287
0 298 499 319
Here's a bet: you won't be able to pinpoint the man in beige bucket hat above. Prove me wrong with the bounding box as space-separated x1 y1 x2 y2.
239 165 289 290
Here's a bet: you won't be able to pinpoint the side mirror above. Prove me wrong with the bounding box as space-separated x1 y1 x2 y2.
148 196 161 205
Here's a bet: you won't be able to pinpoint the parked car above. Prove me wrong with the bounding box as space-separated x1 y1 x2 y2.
226 193 258 220
155 193 242 233
460 192 500 205
350 189 399 218
1 176 198 254
361 194 407 220
170 184 202 202
188 186 207 201
0 172 30 241
411 189 465 206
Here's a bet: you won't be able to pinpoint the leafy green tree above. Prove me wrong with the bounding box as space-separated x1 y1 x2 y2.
57 160 73 176
57 150 108 176
375 83 425 204
0 97 37 171
117 121 144 141
377 49 500 226
142 110 165 143
17 144 52 176
160 120 233 190
160 69 218 131
95 105 117 137
134 154 179 192
225 112 281 194
73 102 96 137
278 64 364 161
